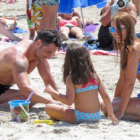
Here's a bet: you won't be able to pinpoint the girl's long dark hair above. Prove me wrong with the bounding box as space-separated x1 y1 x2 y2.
112 12 136 70
63 43 96 85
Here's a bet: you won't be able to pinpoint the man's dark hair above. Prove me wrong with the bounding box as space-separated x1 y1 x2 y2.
34 30 61 48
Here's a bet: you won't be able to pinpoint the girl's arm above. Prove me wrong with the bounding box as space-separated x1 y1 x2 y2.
98 77 119 123
114 69 126 97
115 48 140 119
44 75 75 106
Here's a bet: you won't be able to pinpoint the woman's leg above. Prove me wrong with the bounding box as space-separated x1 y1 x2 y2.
0 22 22 41
101 96 140 121
45 104 77 124
39 4 58 30
71 27 91 40
29 29 35 40
59 26 70 40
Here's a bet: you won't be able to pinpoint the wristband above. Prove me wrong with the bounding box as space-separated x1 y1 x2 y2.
108 114 115 118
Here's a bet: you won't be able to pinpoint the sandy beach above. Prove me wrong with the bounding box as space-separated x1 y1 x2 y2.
0 0 140 140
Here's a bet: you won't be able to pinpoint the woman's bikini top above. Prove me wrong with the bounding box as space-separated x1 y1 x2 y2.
58 20 78 28
75 77 98 94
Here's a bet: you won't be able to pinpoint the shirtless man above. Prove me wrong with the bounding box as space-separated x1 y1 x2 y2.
0 30 61 107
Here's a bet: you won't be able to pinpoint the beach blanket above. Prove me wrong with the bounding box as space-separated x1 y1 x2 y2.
11 27 28 33
136 33 140 38
84 23 99 33
57 49 118 56
0 35 24 44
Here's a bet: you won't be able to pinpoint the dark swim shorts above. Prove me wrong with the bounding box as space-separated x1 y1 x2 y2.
0 83 11 95
36 0 60 6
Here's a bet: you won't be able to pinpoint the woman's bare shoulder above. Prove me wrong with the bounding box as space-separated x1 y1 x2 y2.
133 39 140 51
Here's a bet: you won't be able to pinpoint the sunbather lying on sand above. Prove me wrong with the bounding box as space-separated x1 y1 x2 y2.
0 18 22 41
58 12 91 41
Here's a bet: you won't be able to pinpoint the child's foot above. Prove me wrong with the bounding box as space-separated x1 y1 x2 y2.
60 33 69 41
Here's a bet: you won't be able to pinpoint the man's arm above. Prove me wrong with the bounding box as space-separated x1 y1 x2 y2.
37 59 58 91
100 3 112 27
119 3 137 24
127 3 137 24
11 57 53 104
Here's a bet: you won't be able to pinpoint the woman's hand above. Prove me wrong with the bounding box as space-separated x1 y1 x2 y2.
44 85 57 95
108 114 119 124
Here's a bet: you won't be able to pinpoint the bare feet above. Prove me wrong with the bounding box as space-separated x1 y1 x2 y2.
79 35 91 41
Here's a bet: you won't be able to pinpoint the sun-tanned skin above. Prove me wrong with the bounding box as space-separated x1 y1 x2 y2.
0 30 61 107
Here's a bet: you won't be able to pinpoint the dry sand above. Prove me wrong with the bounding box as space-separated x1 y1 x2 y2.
0 1 140 140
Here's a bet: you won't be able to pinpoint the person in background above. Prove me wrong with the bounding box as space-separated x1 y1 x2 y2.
26 0 42 40
0 18 22 41
98 0 137 50
36 0 60 31
57 12 91 40
132 0 140 16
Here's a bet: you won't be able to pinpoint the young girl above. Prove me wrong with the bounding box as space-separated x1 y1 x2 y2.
44 43 119 124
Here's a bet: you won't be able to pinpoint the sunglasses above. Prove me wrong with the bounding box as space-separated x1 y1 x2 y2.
109 26 125 33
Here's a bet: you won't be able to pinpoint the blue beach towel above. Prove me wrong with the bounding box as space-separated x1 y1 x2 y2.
136 33 140 38
11 27 28 33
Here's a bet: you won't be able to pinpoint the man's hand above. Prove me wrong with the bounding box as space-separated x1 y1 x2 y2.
44 84 57 95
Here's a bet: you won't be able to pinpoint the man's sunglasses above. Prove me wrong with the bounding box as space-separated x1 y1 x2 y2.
109 26 125 33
